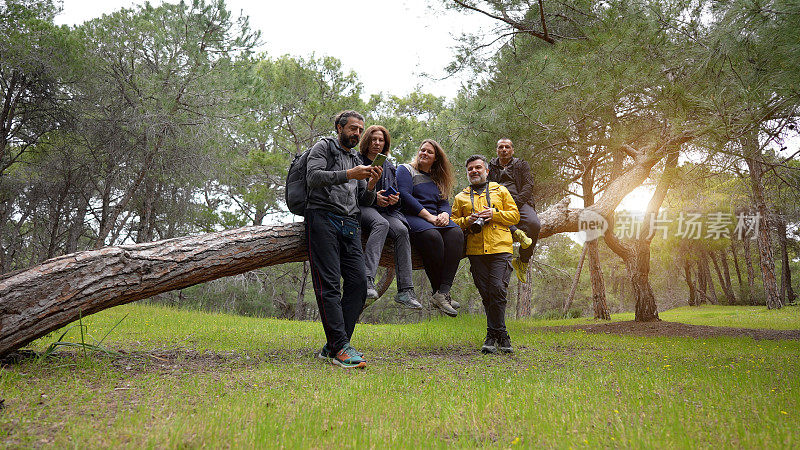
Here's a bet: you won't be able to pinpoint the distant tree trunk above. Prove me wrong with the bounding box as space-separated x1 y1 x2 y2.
629 239 659 320
253 205 267 226
777 218 796 304
742 134 781 309
66 193 90 254
698 250 718 304
294 262 309 320
604 150 680 321
516 266 533 318
587 240 610 320
45 175 72 261
563 244 588 315
718 250 735 301
710 250 736 303
741 234 757 305
136 176 158 243
730 240 745 304
696 259 707 305
683 258 696 306
581 164 610 320
94 152 155 249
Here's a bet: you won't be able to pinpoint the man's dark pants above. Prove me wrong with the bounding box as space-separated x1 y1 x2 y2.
468 252 513 338
513 203 541 263
305 209 367 354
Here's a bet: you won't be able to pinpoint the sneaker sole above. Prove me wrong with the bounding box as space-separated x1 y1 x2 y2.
437 306 458 317
317 352 330 361
396 300 423 310
481 345 498 354
499 347 513 353
331 359 366 369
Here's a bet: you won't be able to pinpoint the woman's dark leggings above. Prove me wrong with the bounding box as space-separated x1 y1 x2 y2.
411 226 464 295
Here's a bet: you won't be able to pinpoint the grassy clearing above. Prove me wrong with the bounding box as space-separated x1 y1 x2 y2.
1 304 798 447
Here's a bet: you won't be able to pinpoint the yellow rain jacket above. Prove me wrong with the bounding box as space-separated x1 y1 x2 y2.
452 182 520 255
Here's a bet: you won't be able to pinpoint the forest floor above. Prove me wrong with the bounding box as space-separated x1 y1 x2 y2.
543 319 800 340
1 304 798 447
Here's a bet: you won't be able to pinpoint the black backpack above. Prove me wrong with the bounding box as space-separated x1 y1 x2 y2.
285 137 335 216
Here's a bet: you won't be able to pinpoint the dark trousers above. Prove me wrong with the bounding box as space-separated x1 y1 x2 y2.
410 227 463 294
305 209 367 354
468 253 513 338
510 204 540 263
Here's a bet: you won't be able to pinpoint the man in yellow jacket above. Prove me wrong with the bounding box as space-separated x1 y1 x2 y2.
452 154 520 353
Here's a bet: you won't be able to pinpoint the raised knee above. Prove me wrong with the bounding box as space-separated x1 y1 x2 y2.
530 220 541 234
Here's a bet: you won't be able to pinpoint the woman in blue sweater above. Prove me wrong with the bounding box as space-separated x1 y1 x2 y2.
397 139 464 317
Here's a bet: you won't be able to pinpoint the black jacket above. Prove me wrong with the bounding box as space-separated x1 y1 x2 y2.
488 156 536 209
306 137 376 217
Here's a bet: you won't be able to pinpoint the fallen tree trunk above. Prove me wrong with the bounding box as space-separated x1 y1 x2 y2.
0 196 573 357
0 136 688 356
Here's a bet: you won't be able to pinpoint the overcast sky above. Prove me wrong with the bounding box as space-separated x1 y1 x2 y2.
55 0 494 100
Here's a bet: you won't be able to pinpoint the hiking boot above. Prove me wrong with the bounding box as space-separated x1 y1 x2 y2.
366 277 379 300
513 229 533 249
431 291 458 317
332 344 366 369
511 257 528 284
445 293 460 309
395 289 423 309
497 334 513 353
481 334 498 354
317 343 331 360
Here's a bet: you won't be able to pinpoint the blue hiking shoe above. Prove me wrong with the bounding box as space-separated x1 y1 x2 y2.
317 344 331 361
332 344 366 369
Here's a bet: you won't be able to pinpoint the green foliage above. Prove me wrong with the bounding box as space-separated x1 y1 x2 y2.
221 53 365 224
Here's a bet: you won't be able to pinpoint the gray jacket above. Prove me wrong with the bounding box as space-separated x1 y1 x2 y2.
306 137 376 217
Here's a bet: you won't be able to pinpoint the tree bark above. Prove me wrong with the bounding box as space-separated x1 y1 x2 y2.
730 240 745 304
698 250 718 304
581 163 610 320
66 193 90 254
709 250 736 304
562 244 588 315
516 266 533 318
587 240 610 320
742 134 781 309
777 218 796 304
742 234 757 305
294 262 309 320
718 249 735 303
603 150 680 321
683 258 696 306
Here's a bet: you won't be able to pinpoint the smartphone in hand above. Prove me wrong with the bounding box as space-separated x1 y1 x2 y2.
371 153 387 167
383 186 398 196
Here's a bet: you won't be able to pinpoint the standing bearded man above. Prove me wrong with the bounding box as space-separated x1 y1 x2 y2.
452 155 520 353
306 110 380 369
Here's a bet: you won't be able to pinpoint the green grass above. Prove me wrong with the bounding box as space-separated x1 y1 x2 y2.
1 304 798 447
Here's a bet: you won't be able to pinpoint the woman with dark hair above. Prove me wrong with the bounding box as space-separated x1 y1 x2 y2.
397 139 464 317
358 125 422 309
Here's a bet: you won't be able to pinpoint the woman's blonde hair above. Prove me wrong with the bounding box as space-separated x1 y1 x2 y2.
411 139 454 199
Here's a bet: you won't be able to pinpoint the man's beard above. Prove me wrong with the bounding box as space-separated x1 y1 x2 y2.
340 133 359 149
469 174 487 186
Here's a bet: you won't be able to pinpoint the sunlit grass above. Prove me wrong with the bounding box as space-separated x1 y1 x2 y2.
2 304 798 447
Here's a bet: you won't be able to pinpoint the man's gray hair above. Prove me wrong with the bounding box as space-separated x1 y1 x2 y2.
465 154 488 168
